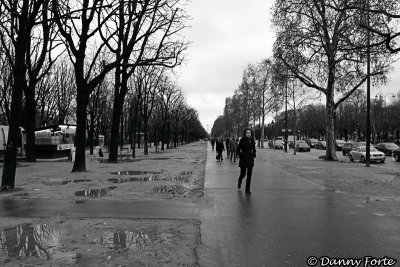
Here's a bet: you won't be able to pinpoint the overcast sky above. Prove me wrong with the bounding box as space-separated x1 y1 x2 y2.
177 0 275 133
177 0 400 133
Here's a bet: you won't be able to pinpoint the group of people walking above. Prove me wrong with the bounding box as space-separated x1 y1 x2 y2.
210 128 256 195
211 137 238 162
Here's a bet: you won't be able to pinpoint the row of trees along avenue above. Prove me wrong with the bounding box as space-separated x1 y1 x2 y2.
272 0 400 160
0 0 206 191
214 89 400 146
213 0 400 160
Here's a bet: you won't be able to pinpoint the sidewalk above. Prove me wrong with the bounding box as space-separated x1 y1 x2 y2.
0 141 399 266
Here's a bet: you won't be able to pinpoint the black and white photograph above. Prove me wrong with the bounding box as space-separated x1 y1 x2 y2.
0 0 400 266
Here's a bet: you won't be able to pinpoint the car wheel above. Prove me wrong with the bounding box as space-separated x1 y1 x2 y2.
349 155 354 162
361 156 365 163
381 160 385 163
342 150 345 156
395 154 400 162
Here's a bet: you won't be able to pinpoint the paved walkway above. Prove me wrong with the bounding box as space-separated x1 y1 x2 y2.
198 144 400 266
1 144 400 266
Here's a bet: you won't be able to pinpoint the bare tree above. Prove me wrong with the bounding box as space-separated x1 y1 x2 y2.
272 0 394 160
51 0 134 171
0 0 50 190
0 54 12 124
136 65 163 155
107 0 189 162
157 80 183 150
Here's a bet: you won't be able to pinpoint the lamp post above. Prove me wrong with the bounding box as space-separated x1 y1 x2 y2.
284 77 288 153
271 120 275 144
365 0 371 167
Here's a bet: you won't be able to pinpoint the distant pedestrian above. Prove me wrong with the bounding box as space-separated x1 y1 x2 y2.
211 138 216 150
216 138 225 162
237 128 256 195
225 138 230 157
229 137 238 162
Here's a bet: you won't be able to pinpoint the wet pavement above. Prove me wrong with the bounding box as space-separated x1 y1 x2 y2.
198 146 400 266
0 198 199 220
1 145 400 266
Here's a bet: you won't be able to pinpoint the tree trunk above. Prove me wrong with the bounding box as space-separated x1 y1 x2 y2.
108 97 123 163
261 113 265 148
1 60 26 190
137 122 141 149
88 112 95 155
24 84 37 162
143 120 148 155
131 100 138 158
72 89 89 172
325 94 337 161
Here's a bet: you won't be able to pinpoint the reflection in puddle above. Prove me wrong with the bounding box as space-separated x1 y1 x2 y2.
0 223 75 264
111 171 161 175
107 176 159 184
96 230 152 251
152 185 186 195
61 179 92 185
74 186 117 197
165 176 189 183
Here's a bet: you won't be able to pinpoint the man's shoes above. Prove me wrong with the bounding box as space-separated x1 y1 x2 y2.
245 191 251 195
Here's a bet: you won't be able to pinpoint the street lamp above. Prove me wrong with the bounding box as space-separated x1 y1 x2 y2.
271 120 275 143
284 71 289 153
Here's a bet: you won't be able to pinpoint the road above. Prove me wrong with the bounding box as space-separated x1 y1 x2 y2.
198 144 400 266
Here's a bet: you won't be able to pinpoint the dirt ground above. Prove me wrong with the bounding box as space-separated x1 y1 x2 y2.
0 142 206 267
0 141 400 266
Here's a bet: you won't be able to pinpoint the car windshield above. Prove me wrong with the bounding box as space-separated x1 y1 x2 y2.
384 143 399 148
360 147 377 152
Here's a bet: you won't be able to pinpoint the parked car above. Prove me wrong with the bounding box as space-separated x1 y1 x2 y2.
374 142 400 156
393 148 400 162
349 146 385 163
341 141 366 155
296 142 310 152
335 140 346 151
315 140 326 150
306 138 319 148
342 141 356 155
274 140 284 150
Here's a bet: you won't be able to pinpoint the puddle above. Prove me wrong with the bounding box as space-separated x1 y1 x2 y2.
0 223 75 264
61 179 92 185
96 230 152 251
74 186 117 197
152 185 187 195
95 230 174 251
164 176 189 183
107 176 160 183
111 171 161 176
98 158 144 163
